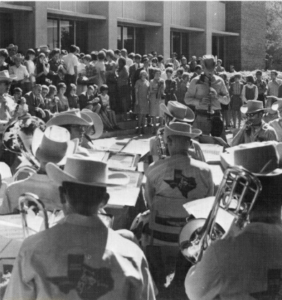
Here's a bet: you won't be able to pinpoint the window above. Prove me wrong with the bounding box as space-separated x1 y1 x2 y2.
170 31 189 60
0 13 13 47
47 18 87 52
212 36 225 61
117 25 145 54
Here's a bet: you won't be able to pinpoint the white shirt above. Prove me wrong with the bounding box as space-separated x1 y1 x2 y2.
0 173 62 214
185 222 282 300
25 60 36 82
4 213 156 300
9 64 29 81
126 57 133 68
63 53 78 75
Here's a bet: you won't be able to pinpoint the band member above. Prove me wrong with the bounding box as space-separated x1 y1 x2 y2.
185 55 230 139
231 100 278 146
145 122 214 211
185 142 282 300
0 125 78 214
5 156 156 300
149 101 196 162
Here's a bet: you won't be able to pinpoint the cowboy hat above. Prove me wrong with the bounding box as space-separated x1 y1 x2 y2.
46 155 129 187
164 121 202 142
160 101 195 122
240 100 265 114
0 70 17 82
81 109 103 139
32 126 78 166
271 98 282 112
221 142 282 176
13 53 24 62
46 109 93 127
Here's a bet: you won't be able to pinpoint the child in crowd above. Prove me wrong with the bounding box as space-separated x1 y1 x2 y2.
135 70 150 135
68 84 79 109
13 87 28 118
98 84 119 131
56 82 69 112
229 73 244 128
164 67 177 105
175 68 188 104
242 75 258 103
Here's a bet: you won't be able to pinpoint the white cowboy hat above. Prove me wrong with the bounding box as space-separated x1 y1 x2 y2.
46 109 93 127
241 100 265 114
160 101 195 122
13 53 24 62
32 126 78 166
271 98 282 112
221 142 282 176
164 121 202 142
0 70 17 82
81 109 104 139
46 155 129 187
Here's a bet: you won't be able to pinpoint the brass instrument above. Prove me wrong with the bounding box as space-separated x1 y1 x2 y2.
179 166 262 264
19 192 49 238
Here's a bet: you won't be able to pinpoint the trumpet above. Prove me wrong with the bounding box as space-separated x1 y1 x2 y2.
179 166 262 264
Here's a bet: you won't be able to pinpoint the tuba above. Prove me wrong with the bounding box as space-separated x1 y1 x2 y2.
179 166 262 264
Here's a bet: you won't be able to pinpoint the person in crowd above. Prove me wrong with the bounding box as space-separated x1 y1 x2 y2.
24 48 36 93
0 49 9 72
189 64 202 82
56 82 69 112
121 48 133 68
98 84 119 131
78 85 101 113
62 45 79 95
157 55 165 72
185 55 229 139
215 59 225 73
12 87 28 119
4 155 156 300
67 83 79 109
45 85 59 113
6 44 18 67
229 72 244 128
232 100 278 146
0 125 78 214
9 53 29 94
219 72 231 129
267 70 282 97
145 121 213 210
269 98 282 141
263 96 279 123
114 49 121 62
95 50 106 88
128 52 135 62
48 48 61 87
129 54 142 113
24 84 46 119
35 52 50 86
185 143 282 300
188 56 197 73
116 56 130 119
149 68 165 134
175 68 184 103
105 50 117 111
177 72 189 105
82 54 97 91
171 52 180 71
135 70 150 135
180 57 190 73
255 70 267 106
151 57 158 68
242 75 258 103
164 67 177 105
230 64 236 73
41 85 50 108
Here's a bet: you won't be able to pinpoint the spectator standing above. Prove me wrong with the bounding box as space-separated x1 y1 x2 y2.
121 48 133 68
83 54 97 87
180 56 190 73
95 51 106 88
255 70 267 107
242 75 258 103
135 70 150 135
116 57 130 118
35 53 50 86
68 84 79 109
171 52 180 71
56 82 69 112
215 59 225 74
188 56 197 73
190 65 202 82
157 55 165 72
129 54 142 112
175 68 184 102
219 72 231 128
6 44 18 67
105 50 118 111
48 48 61 87
164 67 177 105
24 49 36 93
177 72 189 105
114 49 121 62
267 70 282 97
9 53 29 94
62 45 79 95
0 49 9 71
0 71 16 122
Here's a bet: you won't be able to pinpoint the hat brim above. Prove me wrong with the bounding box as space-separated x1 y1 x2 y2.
46 163 129 187
160 103 195 122
240 106 265 114
164 126 202 142
160 103 173 118
46 112 93 127
81 110 104 139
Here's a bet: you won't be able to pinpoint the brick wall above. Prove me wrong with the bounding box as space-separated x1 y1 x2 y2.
226 1 266 71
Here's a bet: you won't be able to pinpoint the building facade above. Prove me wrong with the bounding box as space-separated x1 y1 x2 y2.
0 1 266 70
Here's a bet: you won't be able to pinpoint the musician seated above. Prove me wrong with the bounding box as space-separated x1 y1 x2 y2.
149 101 204 162
0 125 78 214
185 143 282 300
232 100 278 146
145 122 214 223
46 109 94 154
4 156 156 300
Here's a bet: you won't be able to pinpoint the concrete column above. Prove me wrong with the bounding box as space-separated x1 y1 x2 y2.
33 1 48 47
205 2 213 54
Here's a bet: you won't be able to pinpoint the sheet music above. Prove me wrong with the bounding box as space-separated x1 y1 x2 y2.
199 144 223 163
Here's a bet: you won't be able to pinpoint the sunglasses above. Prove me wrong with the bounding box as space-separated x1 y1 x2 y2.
246 112 261 118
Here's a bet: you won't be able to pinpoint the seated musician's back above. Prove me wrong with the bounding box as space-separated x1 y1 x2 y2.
4 156 155 300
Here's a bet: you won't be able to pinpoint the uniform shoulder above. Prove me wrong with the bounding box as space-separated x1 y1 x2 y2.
190 158 211 172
